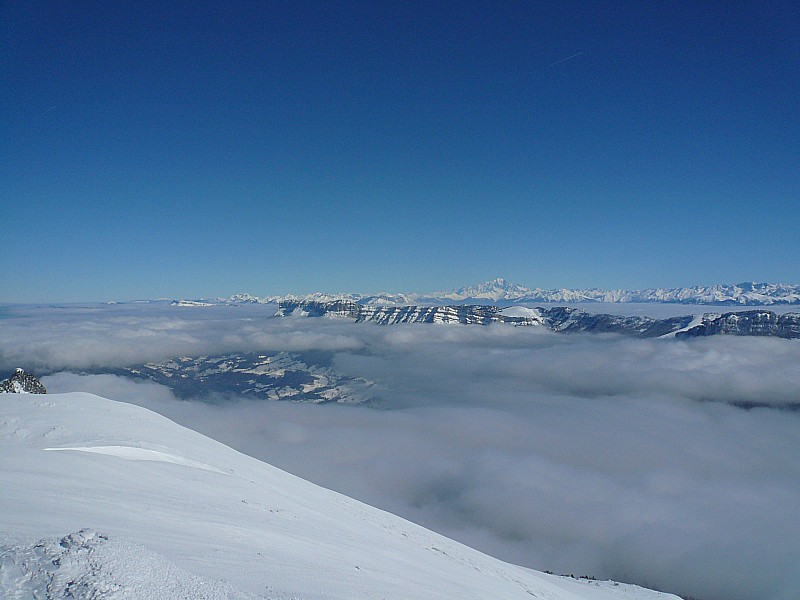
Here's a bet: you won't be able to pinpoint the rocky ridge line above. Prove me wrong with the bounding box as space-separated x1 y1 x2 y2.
275 301 800 339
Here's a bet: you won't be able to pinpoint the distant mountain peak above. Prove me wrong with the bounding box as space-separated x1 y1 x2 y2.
486 276 510 286
434 278 534 302
462 276 515 291
224 292 263 304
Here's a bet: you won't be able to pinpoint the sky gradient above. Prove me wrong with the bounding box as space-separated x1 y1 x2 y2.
2 1 799 302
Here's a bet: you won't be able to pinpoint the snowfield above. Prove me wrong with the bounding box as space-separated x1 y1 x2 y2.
0 529 257 599
0 392 680 600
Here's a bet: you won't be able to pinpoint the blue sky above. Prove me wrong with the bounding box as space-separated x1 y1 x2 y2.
2 1 798 302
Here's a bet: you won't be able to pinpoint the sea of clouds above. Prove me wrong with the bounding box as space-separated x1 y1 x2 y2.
2 303 799 600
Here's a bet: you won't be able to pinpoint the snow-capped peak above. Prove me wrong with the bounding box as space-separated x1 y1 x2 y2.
432 277 534 301
223 292 265 304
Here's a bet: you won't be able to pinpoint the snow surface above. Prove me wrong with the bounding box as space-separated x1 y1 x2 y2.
499 306 544 318
0 392 680 600
0 529 256 599
42 446 229 475
660 313 706 338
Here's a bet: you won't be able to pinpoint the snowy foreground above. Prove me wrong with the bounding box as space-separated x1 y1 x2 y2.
1 393 679 599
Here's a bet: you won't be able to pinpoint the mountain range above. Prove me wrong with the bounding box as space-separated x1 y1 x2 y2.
161 278 800 307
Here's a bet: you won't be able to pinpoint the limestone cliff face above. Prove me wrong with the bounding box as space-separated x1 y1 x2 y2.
276 301 800 340
538 307 694 338
275 301 547 326
676 311 800 339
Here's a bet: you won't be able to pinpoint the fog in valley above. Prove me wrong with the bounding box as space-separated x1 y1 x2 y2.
2 304 799 600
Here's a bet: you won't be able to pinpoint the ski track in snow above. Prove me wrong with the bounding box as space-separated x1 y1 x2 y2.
42 445 229 475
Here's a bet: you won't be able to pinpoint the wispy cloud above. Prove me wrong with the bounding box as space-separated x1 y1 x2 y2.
546 51 584 68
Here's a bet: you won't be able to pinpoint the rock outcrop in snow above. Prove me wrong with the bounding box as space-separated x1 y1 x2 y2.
0 368 47 394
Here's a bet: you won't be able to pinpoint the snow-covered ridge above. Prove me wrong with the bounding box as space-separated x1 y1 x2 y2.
275 299 549 326
674 310 800 339
149 278 800 307
0 392 680 600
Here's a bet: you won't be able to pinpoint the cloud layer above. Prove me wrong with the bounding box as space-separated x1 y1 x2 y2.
5 304 799 600
0 304 363 373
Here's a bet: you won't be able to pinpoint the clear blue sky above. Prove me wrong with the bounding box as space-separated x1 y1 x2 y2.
2 1 798 302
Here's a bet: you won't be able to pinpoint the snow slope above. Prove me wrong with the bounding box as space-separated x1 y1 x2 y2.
0 392 680 600
0 529 256 599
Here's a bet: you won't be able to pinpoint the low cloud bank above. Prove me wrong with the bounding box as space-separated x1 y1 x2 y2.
7 304 799 600
0 304 364 373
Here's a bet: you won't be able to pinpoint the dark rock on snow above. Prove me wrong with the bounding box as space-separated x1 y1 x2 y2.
0 368 47 394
